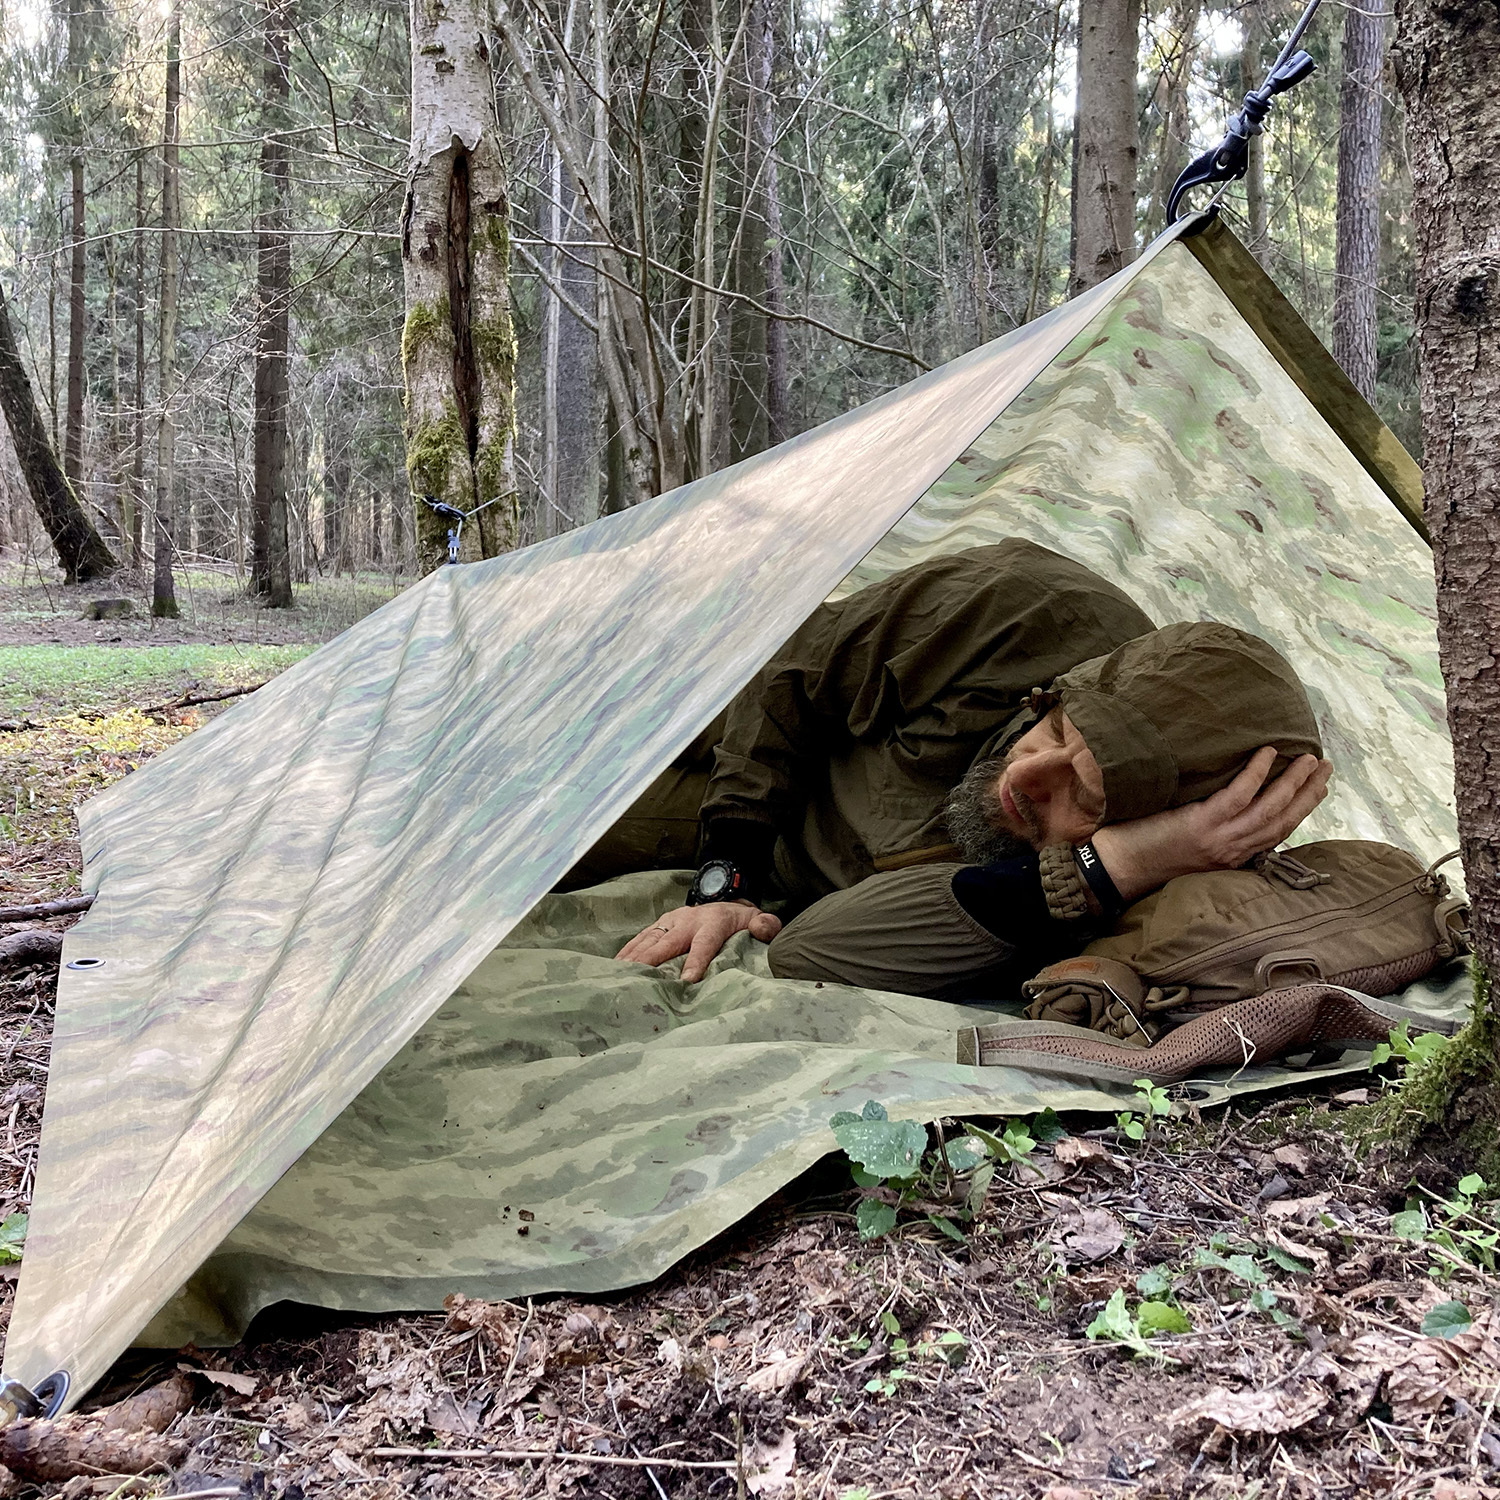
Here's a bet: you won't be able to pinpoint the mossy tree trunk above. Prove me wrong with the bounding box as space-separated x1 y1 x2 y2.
1396 1 1500 974
1370 0 1500 1162
401 0 518 574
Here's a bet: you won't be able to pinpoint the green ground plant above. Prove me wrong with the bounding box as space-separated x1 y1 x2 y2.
1086 1288 1191 1360
828 1101 1065 1243
1116 1078 1173 1142
1391 1172 1498 1277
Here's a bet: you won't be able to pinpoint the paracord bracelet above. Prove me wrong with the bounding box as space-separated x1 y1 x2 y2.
1038 841 1091 921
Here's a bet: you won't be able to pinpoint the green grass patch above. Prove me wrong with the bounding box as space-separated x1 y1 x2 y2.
0 643 313 717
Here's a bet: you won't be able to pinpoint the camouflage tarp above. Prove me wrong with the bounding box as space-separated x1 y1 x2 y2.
3 216 1460 1405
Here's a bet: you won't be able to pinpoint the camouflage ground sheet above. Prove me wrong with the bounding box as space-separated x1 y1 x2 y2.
136 869 1473 1349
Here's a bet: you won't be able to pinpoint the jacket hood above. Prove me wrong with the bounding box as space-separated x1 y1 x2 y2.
1054 622 1322 824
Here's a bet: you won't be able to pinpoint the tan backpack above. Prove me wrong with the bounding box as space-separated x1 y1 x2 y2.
1021 841 1470 1047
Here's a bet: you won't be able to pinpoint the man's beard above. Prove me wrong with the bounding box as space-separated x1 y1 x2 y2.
944 754 1037 865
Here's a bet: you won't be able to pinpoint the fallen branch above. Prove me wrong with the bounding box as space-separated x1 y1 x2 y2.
0 896 93 925
370 1446 736 1471
141 681 269 716
0 931 63 973
0 1373 194 1483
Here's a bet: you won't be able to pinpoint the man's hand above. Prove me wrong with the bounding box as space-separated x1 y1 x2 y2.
615 902 783 983
1091 748 1333 904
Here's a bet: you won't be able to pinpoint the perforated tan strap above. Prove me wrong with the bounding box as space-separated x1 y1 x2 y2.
959 983 1463 1082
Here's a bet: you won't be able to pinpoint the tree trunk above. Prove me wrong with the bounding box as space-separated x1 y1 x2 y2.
324 403 351 571
1241 0 1269 267
1333 0 1389 402
541 143 598 536
1070 0 1140 296
0 279 115 582
152 0 181 619
1148 1 1202 232
749 0 788 446
1394 2 1500 976
401 0 518 573
729 94 769 465
252 0 294 607
64 154 86 490
131 149 145 569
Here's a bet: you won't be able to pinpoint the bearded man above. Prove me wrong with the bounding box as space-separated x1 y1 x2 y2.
604 539 1330 1001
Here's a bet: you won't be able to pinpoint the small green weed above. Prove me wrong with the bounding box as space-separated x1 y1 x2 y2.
828 1100 1055 1242
1422 1299 1474 1339
1370 1020 1450 1073
1182 1232 1307 1329
1116 1078 1172 1142
863 1313 967 1395
1390 1173 1498 1276
1086 1288 1190 1360
0 1213 27 1265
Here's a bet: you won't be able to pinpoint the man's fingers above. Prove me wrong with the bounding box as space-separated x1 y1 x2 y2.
616 922 690 965
682 924 725 984
1264 758 1333 837
1241 752 1324 823
748 912 782 942
1215 746 1280 814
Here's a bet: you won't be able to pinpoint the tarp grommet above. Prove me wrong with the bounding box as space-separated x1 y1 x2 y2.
0 1370 68 1425
65 958 104 971
33 1372 69 1417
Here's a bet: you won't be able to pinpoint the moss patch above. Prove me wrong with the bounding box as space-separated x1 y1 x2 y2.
401 296 451 371
1342 965 1500 1186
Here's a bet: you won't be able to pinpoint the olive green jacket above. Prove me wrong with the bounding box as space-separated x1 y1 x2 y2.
700 540 1156 898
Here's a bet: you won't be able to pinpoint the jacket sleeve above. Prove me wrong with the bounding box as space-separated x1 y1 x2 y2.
696 588 893 881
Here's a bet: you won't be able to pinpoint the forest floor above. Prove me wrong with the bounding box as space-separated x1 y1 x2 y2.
0 567 1497 1500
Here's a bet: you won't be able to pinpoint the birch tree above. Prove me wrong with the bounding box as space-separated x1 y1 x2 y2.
401 0 518 572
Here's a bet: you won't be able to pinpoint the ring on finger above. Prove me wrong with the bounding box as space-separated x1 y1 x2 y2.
651 925 671 935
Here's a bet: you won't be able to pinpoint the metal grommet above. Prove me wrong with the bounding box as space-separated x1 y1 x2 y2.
1167 1084 1211 1104
33 1372 69 1419
0 1371 68 1424
65 958 105 971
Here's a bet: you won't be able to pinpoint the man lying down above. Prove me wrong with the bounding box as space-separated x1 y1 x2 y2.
586 539 1333 1003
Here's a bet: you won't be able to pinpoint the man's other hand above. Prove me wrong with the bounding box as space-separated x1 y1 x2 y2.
615 902 783 983
1092 748 1333 903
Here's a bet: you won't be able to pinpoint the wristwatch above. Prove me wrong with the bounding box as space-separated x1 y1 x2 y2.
686 859 750 907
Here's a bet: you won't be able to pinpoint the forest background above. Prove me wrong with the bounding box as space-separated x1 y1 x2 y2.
0 0 1406 594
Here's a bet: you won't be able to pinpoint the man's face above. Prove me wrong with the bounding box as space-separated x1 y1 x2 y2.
945 710 1107 862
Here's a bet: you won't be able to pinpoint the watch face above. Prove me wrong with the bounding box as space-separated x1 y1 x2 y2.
698 866 731 900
